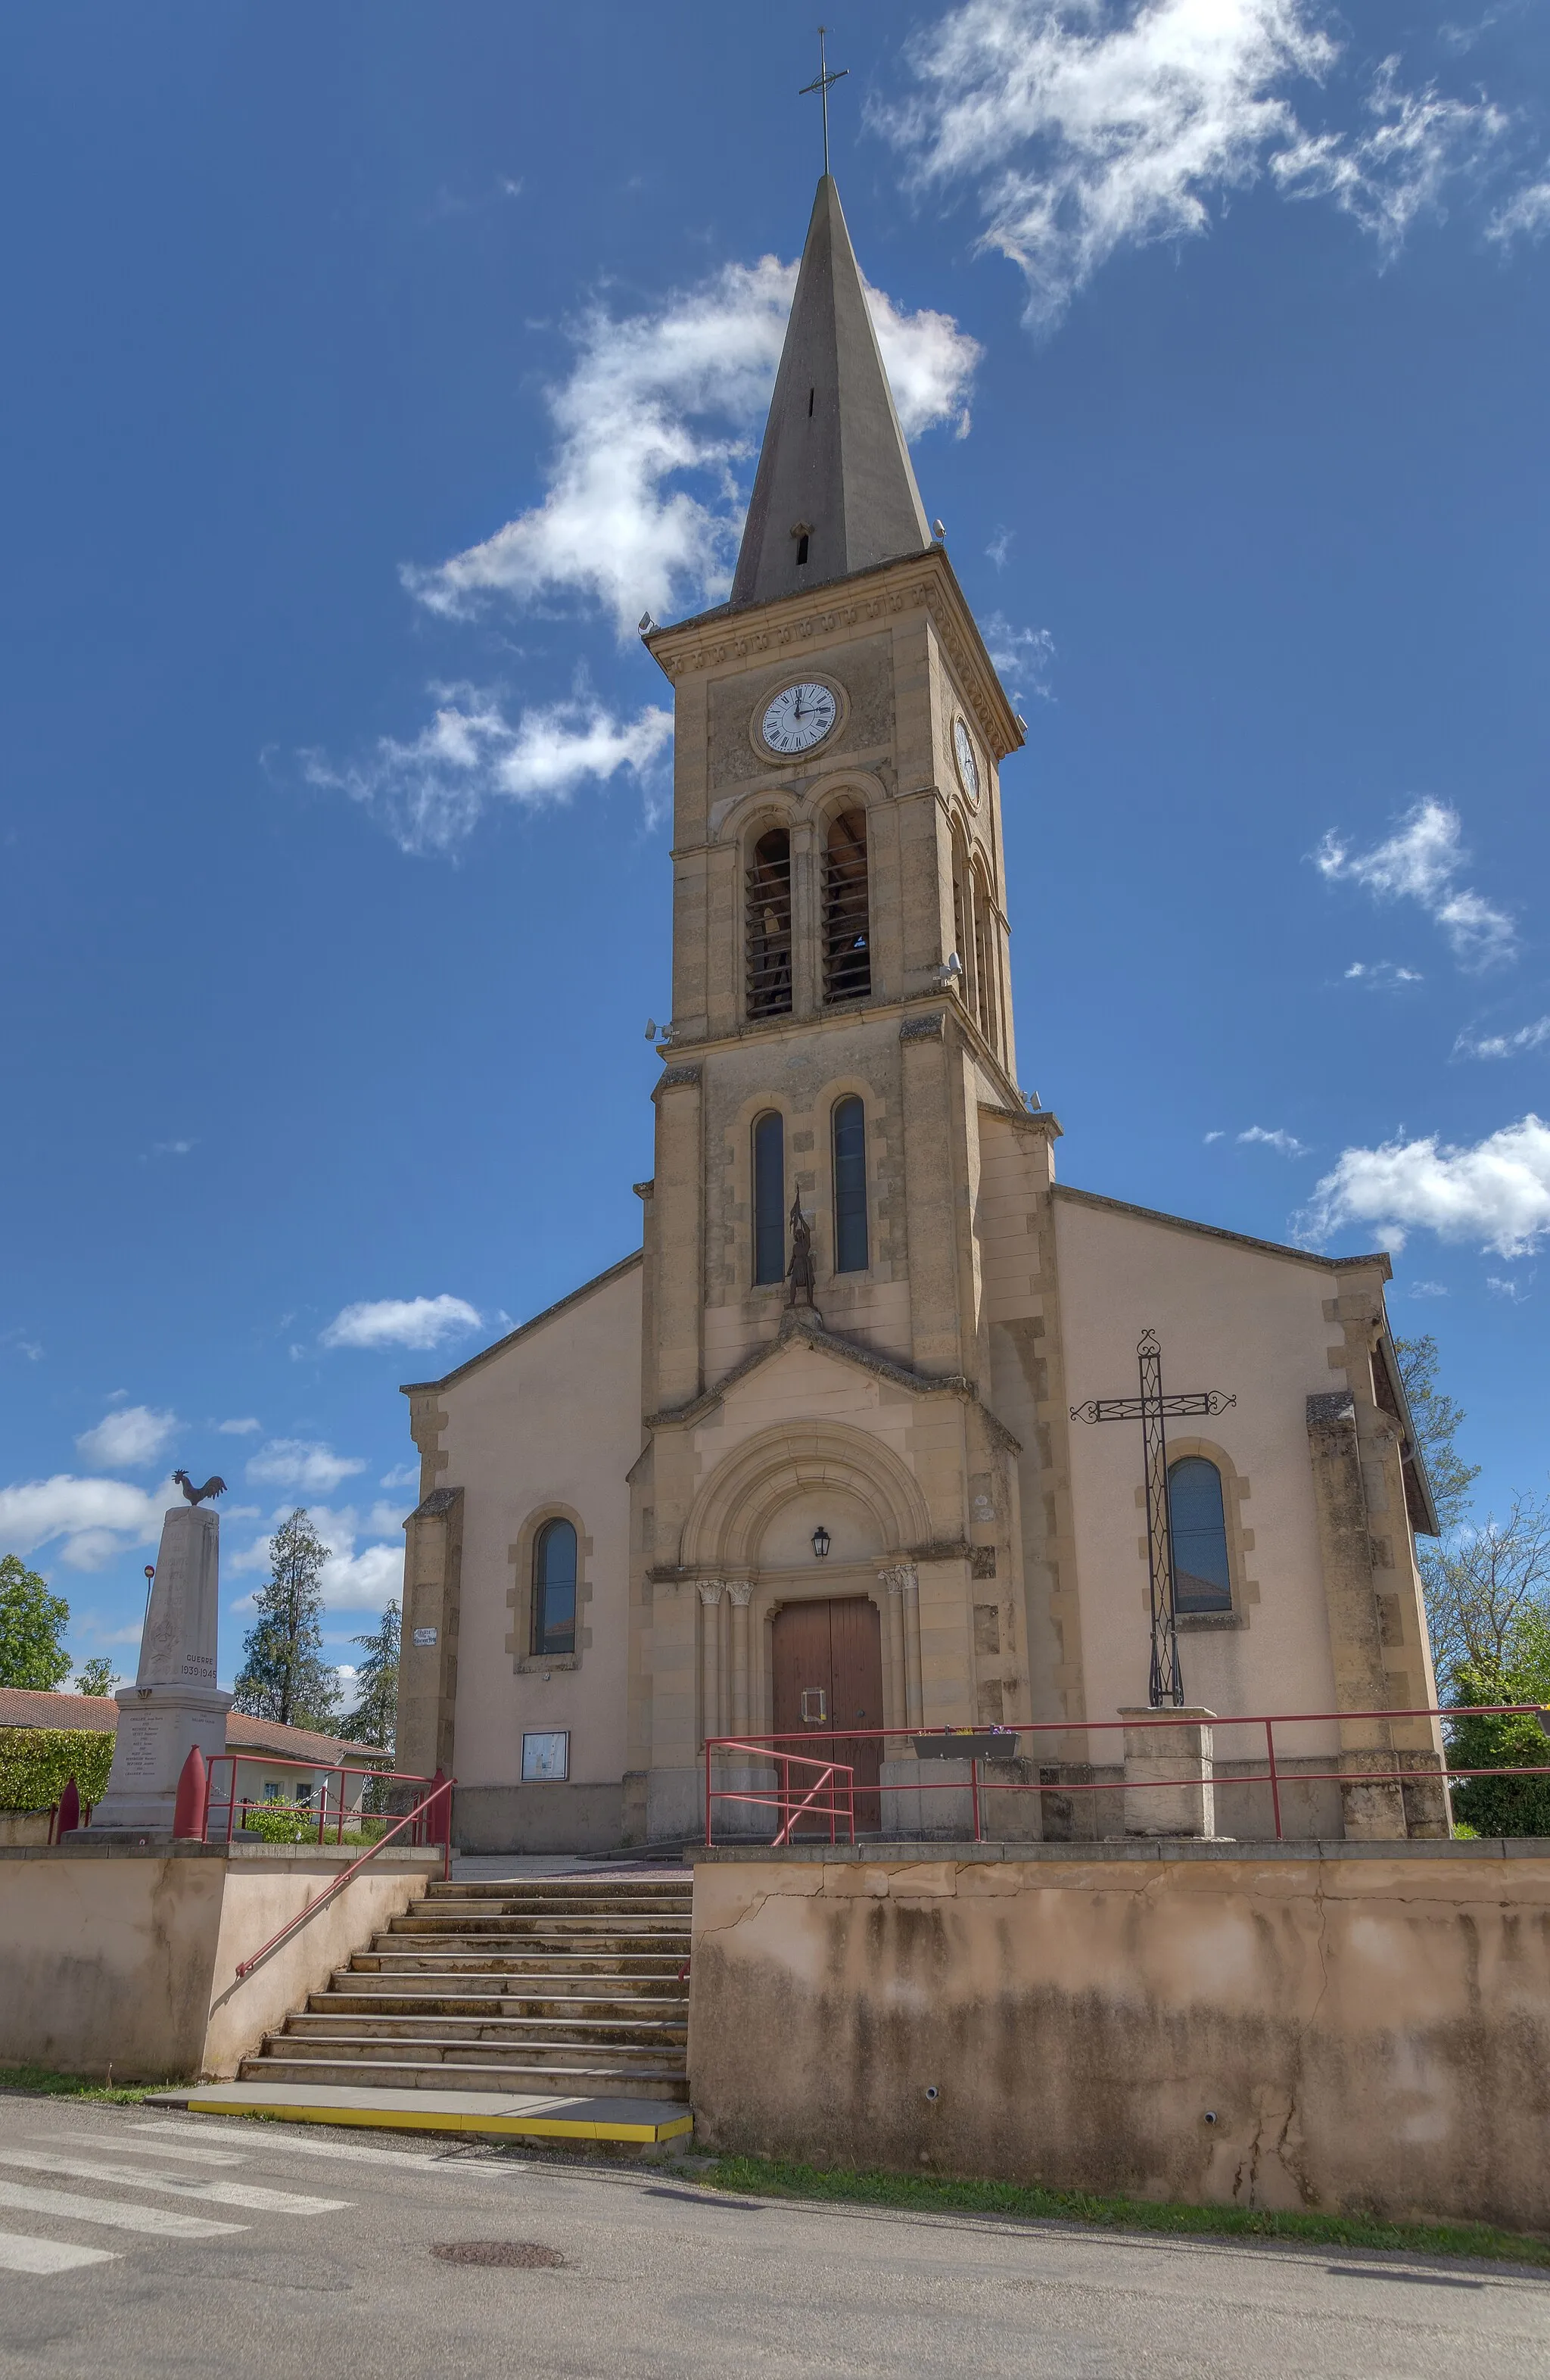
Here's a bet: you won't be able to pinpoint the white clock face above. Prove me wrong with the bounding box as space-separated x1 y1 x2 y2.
954 717 981 805
762 681 837 756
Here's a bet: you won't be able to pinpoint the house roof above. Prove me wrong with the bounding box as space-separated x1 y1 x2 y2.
1054 1183 1393 1278
0 1688 389 1768
0 1687 118 1733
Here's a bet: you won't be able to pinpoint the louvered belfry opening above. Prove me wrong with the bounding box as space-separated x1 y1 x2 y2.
746 828 793 1019
823 810 870 1004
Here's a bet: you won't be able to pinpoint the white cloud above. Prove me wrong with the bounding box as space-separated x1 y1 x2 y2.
380 1462 420 1491
1489 172 1550 246
1271 55 1506 254
1486 1273 1533 1303
217 1416 263 1436
0 1474 170 1568
303 690 674 858
1203 1129 1225 1143
1454 1017 1550 1061
245 1440 369 1494
75 1405 179 1471
1404 1280 1449 1297
982 614 1056 699
401 257 979 640
321 1294 483 1353
879 1 1507 328
1343 961 1423 989
1238 1125 1309 1157
986 526 1013 569
321 1541 406 1612
151 1139 196 1158
1315 799 1514 967
1299 1114 1550 1258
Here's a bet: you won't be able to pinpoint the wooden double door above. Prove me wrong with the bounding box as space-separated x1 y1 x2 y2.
770 1596 883 1832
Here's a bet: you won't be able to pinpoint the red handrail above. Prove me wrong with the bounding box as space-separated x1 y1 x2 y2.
232 1772 454 1980
205 1749 433 1848
705 1734 856 1847
702 1703 1546 1845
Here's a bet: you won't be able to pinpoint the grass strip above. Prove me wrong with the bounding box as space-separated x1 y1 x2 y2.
0 2063 173 2106
701 2153 1550 2268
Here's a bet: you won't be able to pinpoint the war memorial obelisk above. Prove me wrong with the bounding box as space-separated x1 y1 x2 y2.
87 1474 232 1837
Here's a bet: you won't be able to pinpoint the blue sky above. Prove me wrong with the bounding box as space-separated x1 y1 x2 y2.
3 1 1547 1695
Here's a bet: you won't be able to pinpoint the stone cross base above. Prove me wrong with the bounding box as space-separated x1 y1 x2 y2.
89 1681 232 1835
1119 1706 1219 1838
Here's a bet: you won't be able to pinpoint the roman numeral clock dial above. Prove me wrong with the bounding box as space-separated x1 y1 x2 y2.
761 681 837 756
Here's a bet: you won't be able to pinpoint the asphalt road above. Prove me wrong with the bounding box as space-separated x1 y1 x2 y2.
0 2095 1545 2378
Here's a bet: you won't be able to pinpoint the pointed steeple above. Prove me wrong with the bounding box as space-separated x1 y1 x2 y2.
730 177 932 611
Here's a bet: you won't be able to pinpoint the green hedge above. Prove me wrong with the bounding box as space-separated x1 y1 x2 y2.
0 1728 117 1814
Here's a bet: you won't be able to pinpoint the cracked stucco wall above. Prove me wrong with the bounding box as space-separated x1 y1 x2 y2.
687 1851 1550 2231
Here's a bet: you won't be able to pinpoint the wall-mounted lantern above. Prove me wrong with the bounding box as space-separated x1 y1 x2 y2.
811 1525 831 1559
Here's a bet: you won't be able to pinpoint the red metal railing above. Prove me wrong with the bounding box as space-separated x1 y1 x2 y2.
702 1704 1548 1846
226 1766 455 1980
204 1749 435 1849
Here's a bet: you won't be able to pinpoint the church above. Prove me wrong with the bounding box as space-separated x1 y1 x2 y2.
394 176 1446 1854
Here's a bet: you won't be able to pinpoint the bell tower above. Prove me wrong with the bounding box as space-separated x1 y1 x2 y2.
627 175 1033 1843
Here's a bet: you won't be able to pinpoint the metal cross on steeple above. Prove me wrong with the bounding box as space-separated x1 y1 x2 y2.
1072 1331 1236 1710
799 26 848 176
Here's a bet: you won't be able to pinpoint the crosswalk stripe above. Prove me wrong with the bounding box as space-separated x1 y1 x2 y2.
33 2130 246 2168
129 2119 509 2174
0 2150 347 2216
0 2229 119 2276
0 2180 244 2239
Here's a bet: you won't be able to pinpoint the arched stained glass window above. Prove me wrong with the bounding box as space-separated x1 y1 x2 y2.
752 1109 786 1286
1167 1459 1232 1613
833 1096 868 1273
532 1519 577 1656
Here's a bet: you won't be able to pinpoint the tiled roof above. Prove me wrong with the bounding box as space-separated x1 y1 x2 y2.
0 1688 389 1768
0 1688 119 1732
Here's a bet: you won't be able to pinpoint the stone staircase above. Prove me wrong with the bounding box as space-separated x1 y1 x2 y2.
238 1871 692 2102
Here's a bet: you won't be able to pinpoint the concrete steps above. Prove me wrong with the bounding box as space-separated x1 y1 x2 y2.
238 1869 693 2103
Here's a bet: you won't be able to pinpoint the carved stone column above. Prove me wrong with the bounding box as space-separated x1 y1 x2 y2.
880 1564 922 1730
698 1580 724 1747
727 1582 752 1739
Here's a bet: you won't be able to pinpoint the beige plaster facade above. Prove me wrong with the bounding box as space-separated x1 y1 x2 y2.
396 184 1445 1855
0 1842 439 2080
686 1844 1550 2232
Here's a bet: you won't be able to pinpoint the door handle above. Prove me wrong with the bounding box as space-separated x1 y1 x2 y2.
799 1687 827 1724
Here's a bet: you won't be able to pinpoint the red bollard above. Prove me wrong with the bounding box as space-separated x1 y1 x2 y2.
173 1744 209 1841
56 1777 81 1839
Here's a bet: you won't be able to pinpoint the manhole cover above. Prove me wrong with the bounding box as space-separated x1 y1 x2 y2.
431 2241 567 2269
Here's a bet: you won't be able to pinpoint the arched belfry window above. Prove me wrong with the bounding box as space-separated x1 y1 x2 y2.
752 1110 786 1286
823 811 870 1004
746 829 792 1020
972 865 998 1052
532 1519 577 1656
1167 1459 1232 1613
833 1096 868 1273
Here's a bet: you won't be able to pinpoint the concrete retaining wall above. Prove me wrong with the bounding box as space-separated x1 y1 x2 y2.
0 1842 441 2079
686 1840 1550 2233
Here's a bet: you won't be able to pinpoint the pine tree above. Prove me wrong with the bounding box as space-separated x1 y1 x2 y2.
0 1554 72 1691
342 1599 400 1755
232 1510 342 1730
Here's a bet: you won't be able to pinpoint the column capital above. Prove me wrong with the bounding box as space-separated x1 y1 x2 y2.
725 1581 753 1606
879 1562 918 1596
697 1578 725 1605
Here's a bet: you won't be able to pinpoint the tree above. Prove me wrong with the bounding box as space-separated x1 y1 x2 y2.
73 1656 119 1699
1421 1494 1550 1690
232 1510 342 1730
341 1599 400 1755
1448 1609 1550 1836
1393 1332 1481 1534
0 1554 72 1691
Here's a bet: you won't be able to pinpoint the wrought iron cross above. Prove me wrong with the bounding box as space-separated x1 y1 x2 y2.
799 26 848 176
1072 1330 1236 1710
